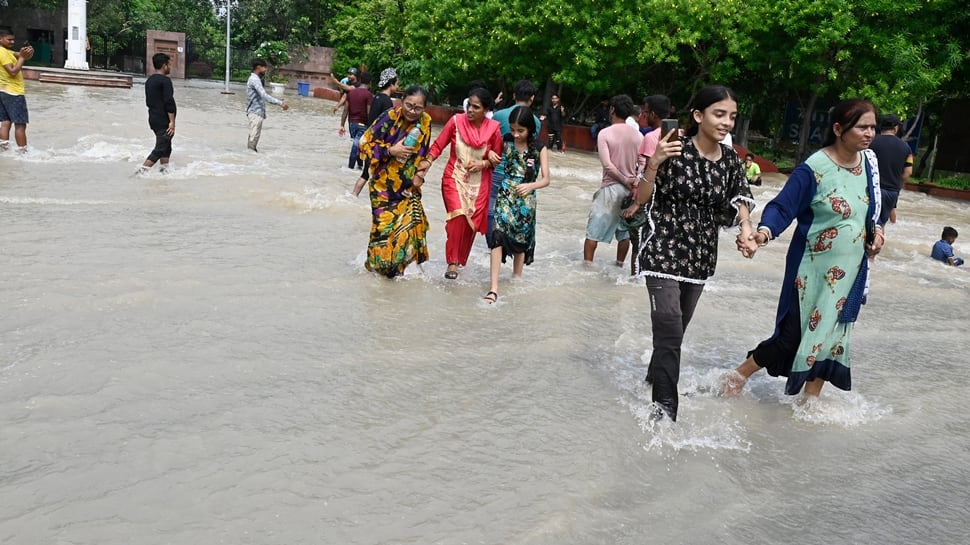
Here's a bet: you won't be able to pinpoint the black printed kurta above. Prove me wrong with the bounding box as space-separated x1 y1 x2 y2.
637 137 755 282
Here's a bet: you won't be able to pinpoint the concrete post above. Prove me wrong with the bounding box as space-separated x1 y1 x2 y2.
65 0 89 70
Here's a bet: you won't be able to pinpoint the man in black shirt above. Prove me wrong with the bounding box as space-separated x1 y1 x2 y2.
543 93 566 153
868 113 913 224
139 53 177 174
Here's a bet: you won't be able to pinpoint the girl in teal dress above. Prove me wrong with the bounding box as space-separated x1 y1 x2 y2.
725 99 886 398
483 106 550 304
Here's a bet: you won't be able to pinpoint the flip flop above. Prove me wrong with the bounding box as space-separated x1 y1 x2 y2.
444 263 459 280
483 291 498 304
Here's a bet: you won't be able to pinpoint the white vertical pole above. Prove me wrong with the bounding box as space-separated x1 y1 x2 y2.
65 0 90 70
223 1 231 93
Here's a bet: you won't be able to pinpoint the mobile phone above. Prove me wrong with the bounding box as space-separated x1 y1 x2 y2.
661 118 679 142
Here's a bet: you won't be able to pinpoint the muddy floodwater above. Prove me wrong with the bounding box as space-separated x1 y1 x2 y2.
2 79 969 544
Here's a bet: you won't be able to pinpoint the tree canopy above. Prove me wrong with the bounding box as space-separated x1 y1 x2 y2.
25 0 966 152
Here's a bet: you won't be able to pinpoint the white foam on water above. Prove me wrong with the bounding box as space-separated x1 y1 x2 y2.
10 135 141 164
606 329 754 453
550 165 602 184
630 400 753 455
277 185 365 211
786 389 893 426
0 195 114 206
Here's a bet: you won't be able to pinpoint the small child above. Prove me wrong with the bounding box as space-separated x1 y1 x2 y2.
744 153 762 186
931 226 964 266
483 106 551 304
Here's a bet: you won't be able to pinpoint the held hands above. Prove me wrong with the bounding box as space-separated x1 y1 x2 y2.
487 150 501 164
465 158 490 173
411 173 425 189
735 225 762 259
414 159 431 188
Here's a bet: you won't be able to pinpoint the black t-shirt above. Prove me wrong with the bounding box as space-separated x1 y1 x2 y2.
145 74 177 131
545 104 564 130
368 93 394 125
869 134 911 191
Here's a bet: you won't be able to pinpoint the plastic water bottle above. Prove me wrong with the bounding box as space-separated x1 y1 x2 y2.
397 126 421 163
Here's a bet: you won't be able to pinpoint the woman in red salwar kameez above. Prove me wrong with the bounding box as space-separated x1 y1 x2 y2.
418 88 503 280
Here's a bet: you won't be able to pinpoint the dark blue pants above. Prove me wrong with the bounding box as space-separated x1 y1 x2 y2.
348 122 366 169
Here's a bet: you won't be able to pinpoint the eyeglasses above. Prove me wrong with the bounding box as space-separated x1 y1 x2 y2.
402 102 425 114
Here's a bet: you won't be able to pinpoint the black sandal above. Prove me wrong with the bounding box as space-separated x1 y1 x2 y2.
483 291 498 304
444 263 459 280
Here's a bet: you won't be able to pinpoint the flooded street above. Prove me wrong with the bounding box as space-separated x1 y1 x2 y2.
2 78 969 544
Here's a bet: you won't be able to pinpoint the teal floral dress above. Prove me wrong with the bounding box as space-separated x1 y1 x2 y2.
489 140 544 264
754 149 881 394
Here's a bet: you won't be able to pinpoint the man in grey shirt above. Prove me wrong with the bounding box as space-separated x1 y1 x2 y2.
246 58 288 152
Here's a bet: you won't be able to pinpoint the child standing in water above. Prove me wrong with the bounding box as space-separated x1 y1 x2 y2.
483 106 551 303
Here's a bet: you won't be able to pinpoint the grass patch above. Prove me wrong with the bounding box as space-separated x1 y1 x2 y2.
748 143 797 171
913 172 970 190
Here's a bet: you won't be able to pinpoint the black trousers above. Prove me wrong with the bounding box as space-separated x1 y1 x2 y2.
547 128 563 151
750 298 801 379
645 277 705 421
146 127 172 163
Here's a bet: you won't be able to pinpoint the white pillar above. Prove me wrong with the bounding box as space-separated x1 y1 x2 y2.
65 0 89 70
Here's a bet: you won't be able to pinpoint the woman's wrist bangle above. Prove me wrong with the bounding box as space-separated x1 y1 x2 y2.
757 227 771 246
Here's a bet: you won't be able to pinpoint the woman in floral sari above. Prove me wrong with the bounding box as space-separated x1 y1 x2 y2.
358 86 433 278
418 87 504 280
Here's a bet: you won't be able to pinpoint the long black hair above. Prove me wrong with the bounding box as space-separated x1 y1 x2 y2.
685 85 738 137
508 106 537 142
503 106 543 182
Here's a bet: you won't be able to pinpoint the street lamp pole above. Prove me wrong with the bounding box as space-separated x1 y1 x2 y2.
221 1 233 94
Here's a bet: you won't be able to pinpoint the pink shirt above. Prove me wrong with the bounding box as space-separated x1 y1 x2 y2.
597 123 643 188
637 129 661 173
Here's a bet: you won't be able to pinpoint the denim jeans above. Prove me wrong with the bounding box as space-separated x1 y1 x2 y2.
348 122 366 169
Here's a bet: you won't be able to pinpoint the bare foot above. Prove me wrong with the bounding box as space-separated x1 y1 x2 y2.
720 370 747 397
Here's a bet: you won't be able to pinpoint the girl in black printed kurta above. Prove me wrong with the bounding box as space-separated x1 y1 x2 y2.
634 85 758 421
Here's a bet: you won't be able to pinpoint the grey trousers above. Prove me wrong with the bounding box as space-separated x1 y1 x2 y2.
645 277 705 421
247 113 264 151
